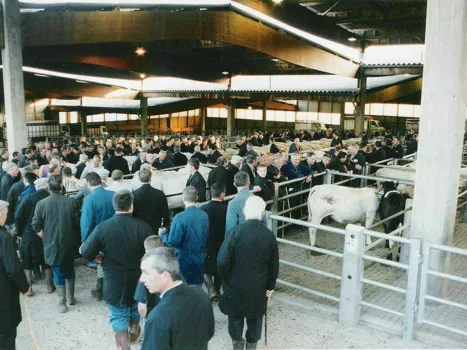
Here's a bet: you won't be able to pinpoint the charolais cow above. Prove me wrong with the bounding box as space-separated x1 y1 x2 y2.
379 181 406 260
307 185 379 247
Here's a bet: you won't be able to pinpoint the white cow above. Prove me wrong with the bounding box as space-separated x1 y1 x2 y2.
375 167 415 195
307 185 379 246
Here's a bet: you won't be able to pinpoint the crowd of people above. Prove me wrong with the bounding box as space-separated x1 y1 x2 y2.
0 128 417 350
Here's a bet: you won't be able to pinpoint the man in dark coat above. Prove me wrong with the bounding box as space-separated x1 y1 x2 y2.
207 144 222 164
154 151 174 170
253 164 274 209
240 154 257 187
15 178 54 296
140 248 215 350
191 145 208 164
104 147 130 176
159 186 209 286
225 155 242 196
32 175 80 313
392 137 405 159
406 134 418 155
133 168 170 233
207 157 228 192
186 158 207 203
383 138 394 159
373 141 387 163
269 138 280 154
81 190 153 348
218 196 279 350
0 161 19 202
172 145 188 167
131 149 148 173
75 154 88 180
201 182 227 301
0 200 29 350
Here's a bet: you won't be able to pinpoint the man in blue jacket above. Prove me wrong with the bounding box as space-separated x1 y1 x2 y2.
159 186 209 286
81 172 115 300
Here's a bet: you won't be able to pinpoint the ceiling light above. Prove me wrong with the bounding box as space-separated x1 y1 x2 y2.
272 0 282 3
248 106 252 110
76 80 89 84
135 47 146 56
271 58 281 62
140 73 147 79
34 73 49 78
222 71 229 75
348 37 357 42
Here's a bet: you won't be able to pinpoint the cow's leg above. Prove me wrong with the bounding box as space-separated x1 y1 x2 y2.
365 210 377 245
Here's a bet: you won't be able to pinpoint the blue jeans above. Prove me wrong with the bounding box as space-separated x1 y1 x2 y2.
108 302 140 333
51 263 75 286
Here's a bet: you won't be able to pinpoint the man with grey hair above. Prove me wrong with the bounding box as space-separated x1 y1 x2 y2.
159 186 209 285
225 155 243 196
81 190 153 348
241 154 258 186
218 196 279 350
139 247 214 350
191 145 207 164
154 150 174 170
133 168 169 233
75 153 88 179
172 144 188 167
106 170 131 192
0 162 19 202
225 171 266 234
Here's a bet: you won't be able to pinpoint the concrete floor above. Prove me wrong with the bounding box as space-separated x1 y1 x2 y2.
16 263 435 350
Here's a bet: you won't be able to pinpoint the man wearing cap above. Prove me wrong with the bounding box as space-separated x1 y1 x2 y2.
0 199 29 350
81 172 116 301
373 141 387 163
225 155 243 196
32 175 80 313
15 178 55 296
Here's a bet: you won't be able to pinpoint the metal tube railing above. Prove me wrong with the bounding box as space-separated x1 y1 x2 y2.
368 207 413 229
276 279 340 303
276 237 343 258
363 229 411 244
271 214 346 236
362 254 409 270
327 170 415 185
361 278 407 294
359 301 404 317
280 259 342 281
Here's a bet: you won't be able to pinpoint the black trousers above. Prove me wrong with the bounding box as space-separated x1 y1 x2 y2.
0 328 17 350
228 315 263 343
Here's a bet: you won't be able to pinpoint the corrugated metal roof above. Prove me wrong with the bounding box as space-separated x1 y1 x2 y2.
362 44 424 66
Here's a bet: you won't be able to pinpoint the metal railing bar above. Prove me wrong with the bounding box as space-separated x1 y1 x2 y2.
363 229 411 244
278 203 308 215
361 278 407 294
364 243 401 270
278 187 313 201
360 301 404 317
425 295 467 312
327 170 415 185
387 223 411 237
279 259 342 281
427 270 467 285
369 207 413 229
276 279 340 303
276 237 344 258
363 254 408 270
275 172 326 187
270 214 346 235
421 319 467 338
334 178 353 185
365 230 403 252
457 190 467 198
277 216 308 231
429 243 467 256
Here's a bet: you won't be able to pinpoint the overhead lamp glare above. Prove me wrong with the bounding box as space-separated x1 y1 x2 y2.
135 47 147 56
222 71 229 75
348 37 357 42
272 0 282 3
140 73 147 79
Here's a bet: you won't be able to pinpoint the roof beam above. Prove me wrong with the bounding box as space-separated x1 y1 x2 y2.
22 10 359 77
366 77 423 102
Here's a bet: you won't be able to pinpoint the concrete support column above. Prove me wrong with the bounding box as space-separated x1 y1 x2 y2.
339 102 345 134
355 71 367 136
140 96 148 137
410 0 467 296
1 0 27 151
200 107 206 135
226 100 236 137
80 112 87 136
262 100 267 131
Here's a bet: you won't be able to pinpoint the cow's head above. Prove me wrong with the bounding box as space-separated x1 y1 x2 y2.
382 181 398 193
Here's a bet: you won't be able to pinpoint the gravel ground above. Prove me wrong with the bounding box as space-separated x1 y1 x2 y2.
15 264 438 350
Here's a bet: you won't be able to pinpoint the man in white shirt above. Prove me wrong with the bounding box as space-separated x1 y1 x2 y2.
105 170 132 192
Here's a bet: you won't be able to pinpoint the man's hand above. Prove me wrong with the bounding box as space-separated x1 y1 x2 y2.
266 290 274 299
253 185 261 192
355 164 362 170
138 302 148 320
158 227 166 237
305 175 312 183
95 252 104 264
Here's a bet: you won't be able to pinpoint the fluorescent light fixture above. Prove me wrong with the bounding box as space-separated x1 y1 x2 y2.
230 1 361 62
348 37 357 42
272 0 282 3
76 80 89 84
20 0 230 5
222 71 229 75
20 8 45 12
135 47 147 56
271 58 281 62
34 73 50 78
140 73 147 79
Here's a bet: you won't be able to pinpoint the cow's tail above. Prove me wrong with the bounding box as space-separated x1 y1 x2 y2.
307 186 319 221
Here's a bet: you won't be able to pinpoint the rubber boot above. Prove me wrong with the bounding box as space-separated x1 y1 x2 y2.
203 274 218 301
232 339 245 350
246 343 257 350
129 320 141 345
115 331 130 350
56 285 67 313
66 279 76 305
91 278 103 301
44 268 56 294
24 269 34 296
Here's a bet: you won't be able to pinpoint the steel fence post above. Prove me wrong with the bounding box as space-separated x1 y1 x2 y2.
324 171 332 184
272 182 279 237
463 192 467 223
339 224 365 326
403 238 421 341
400 199 413 265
